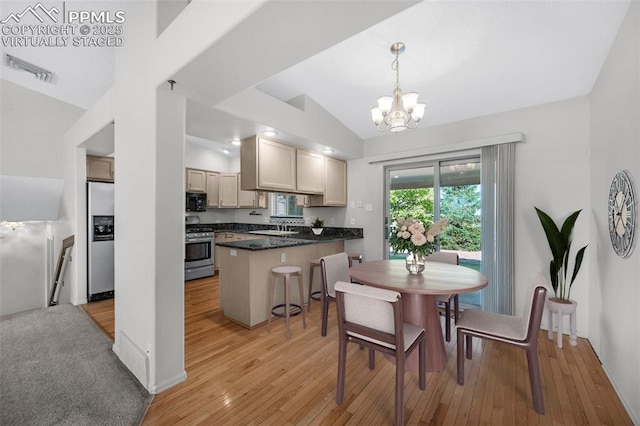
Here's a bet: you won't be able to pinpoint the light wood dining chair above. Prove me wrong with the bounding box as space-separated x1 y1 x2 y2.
319 252 350 336
425 251 459 342
456 281 548 414
334 281 426 426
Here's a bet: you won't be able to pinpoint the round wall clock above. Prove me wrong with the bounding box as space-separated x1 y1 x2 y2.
608 170 637 257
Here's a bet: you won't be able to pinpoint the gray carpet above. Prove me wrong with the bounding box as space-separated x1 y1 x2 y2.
1 304 153 425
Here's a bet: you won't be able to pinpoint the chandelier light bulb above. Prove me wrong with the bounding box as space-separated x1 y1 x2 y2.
370 42 424 133
402 92 419 111
371 107 384 124
411 103 426 121
377 96 393 114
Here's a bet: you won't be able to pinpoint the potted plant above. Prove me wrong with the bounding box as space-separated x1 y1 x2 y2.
311 217 325 235
535 207 588 346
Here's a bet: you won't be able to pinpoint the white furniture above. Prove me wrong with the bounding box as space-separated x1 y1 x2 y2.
546 299 578 348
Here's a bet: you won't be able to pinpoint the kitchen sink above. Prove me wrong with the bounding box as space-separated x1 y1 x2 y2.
248 230 299 236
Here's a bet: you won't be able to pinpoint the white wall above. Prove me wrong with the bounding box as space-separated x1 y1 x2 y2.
589 1 640 421
0 222 50 316
351 96 591 333
185 141 233 172
0 81 85 315
0 81 84 179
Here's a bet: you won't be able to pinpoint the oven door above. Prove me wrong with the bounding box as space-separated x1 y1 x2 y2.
185 238 213 268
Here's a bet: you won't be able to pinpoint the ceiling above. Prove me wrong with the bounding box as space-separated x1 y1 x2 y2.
1 0 631 158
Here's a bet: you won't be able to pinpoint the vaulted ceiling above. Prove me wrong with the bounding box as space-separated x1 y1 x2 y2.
1 0 631 158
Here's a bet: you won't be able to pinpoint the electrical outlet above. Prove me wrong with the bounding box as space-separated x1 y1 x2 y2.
280 253 286 262
263 216 269 223
330 217 335 225
230 249 237 256
350 218 355 225
357 200 363 208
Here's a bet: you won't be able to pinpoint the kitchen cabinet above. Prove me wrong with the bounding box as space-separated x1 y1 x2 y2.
241 136 296 192
296 149 325 194
206 172 220 208
186 168 207 193
214 234 225 270
296 194 310 208
86 155 114 182
309 157 347 207
238 173 259 208
219 173 239 207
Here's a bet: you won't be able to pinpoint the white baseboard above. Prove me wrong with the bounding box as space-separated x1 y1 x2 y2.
149 370 187 394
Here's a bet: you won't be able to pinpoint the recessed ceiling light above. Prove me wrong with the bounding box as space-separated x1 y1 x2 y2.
231 139 241 146
261 129 278 137
323 148 334 154
223 149 230 154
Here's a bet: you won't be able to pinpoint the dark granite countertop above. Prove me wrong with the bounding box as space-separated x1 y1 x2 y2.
216 237 319 251
203 222 363 251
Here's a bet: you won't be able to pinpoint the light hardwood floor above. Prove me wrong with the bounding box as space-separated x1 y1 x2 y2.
82 275 632 425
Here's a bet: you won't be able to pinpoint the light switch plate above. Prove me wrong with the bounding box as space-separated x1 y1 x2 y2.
281 253 286 262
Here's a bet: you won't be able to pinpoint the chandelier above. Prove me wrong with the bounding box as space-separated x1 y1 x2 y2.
370 42 425 132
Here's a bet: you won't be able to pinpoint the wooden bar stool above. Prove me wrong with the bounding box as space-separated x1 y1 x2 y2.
347 253 363 267
307 259 321 312
268 266 306 339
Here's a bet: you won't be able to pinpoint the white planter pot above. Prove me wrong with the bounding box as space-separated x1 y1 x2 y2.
311 228 323 235
546 298 577 348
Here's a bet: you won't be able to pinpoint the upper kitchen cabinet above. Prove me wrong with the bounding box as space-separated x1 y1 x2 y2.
238 174 269 209
309 157 347 207
86 155 114 182
206 172 220 208
219 173 239 208
296 149 325 194
186 168 207 193
241 136 296 192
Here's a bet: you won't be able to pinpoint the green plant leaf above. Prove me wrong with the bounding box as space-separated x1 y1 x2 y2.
560 210 581 243
535 207 565 266
549 260 558 294
570 245 588 285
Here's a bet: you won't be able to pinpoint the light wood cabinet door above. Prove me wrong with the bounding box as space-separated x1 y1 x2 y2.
309 157 347 207
219 173 239 207
87 155 114 182
325 157 347 206
237 173 257 208
296 149 325 194
206 172 220 208
296 194 309 207
214 234 225 270
186 169 207 193
241 136 296 192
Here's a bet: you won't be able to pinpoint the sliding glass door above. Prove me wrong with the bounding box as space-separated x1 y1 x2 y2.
385 157 482 308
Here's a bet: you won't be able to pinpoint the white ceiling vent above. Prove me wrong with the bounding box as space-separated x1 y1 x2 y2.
4 53 53 82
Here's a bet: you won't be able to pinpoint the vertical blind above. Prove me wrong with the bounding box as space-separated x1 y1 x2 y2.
481 142 515 314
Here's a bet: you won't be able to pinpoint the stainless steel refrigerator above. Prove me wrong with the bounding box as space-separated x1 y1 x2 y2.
87 182 114 301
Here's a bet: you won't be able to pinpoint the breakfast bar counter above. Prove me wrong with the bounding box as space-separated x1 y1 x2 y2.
211 224 362 329
218 239 347 328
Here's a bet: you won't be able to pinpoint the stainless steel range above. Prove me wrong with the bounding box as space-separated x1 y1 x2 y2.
185 218 214 281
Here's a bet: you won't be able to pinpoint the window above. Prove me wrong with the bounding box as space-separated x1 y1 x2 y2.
270 193 303 217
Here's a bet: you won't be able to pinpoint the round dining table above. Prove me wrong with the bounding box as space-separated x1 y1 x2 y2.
349 259 488 372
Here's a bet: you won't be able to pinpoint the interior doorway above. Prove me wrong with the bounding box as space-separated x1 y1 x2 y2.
384 157 482 308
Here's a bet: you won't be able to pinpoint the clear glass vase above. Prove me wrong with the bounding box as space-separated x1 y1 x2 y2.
405 253 426 274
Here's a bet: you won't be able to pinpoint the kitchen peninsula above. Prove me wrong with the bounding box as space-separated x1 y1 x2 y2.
212 225 363 328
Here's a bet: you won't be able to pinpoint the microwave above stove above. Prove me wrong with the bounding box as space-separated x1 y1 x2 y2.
186 192 207 212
